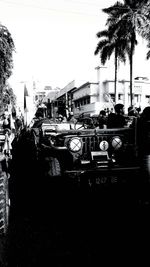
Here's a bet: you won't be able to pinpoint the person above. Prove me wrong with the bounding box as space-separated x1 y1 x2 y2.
15 116 23 133
2 114 11 130
137 106 150 183
140 106 150 121
98 110 107 129
31 110 44 127
137 106 150 146
3 128 13 156
68 112 77 124
80 117 95 129
58 114 64 123
63 116 67 122
135 107 141 117
35 110 44 120
107 103 126 128
128 106 138 117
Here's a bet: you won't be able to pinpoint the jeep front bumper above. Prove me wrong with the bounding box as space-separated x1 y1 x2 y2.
64 165 141 185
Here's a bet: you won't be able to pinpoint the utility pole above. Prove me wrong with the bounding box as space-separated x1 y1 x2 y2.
95 66 107 104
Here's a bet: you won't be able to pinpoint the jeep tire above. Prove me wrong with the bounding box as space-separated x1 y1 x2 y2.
45 156 61 177
142 154 150 180
139 154 150 203
0 170 9 234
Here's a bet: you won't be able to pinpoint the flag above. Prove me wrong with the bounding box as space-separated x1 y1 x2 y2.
24 84 29 126
24 84 29 112
10 113 15 131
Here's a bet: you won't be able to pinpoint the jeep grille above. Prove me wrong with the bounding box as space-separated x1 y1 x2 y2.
82 136 101 153
81 129 134 154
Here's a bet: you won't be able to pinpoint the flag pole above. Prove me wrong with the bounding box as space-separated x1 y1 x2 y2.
24 84 29 127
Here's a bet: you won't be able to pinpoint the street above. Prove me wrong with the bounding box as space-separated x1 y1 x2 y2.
1 177 150 266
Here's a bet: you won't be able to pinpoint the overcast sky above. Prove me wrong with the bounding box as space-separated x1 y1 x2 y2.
0 0 150 90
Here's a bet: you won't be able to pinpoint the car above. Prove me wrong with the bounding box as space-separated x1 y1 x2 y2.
40 120 140 182
11 114 150 193
15 116 149 188
9 114 150 220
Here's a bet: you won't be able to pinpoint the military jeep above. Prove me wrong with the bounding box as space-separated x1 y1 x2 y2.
27 116 149 189
9 115 150 218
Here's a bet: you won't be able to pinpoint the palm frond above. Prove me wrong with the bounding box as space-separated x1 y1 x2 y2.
146 50 150 59
100 45 114 65
96 30 109 38
94 39 109 55
103 2 126 16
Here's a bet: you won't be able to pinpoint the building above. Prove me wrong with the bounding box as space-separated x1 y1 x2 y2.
51 80 87 118
72 81 113 117
102 76 150 114
14 80 57 123
53 75 150 118
33 81 52 106
44 87 60 117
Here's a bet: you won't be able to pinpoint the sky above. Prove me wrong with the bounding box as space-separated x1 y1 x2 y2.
0 0 150 92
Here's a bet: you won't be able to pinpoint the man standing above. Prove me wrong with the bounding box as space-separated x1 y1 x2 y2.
107 103 126 128
98 110 107 129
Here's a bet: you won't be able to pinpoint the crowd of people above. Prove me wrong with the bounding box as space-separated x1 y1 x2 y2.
97 104 148 129
0 110 24 156
1 103 150 156
34 102 150 131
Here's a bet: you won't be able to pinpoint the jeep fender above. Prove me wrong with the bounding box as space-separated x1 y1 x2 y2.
39 144 74 175
141 154 150 181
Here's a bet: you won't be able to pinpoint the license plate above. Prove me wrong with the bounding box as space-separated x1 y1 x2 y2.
88 176 118 186
96 177 108 184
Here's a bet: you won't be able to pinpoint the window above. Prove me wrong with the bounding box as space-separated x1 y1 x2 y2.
146 95 150 104
134 85 142 91
118 94 123 100
87 96 90 104
110 94 115 102
74 96 90 107
134 94 141 103
81 99 84 106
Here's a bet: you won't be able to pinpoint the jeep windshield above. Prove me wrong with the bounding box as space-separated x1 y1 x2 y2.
40 122 83 134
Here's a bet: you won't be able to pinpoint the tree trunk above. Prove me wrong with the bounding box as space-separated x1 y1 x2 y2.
0 84 4 115
114 48 118 104
129 39 134 107
0 77 7 115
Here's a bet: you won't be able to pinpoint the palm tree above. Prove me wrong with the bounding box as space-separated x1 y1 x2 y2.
146 42 150 60
102 0 149 107
94 27 128 104
0 24 15 89
141 4 150 60
0 23 15 113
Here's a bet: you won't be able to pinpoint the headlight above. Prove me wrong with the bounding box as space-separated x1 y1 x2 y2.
69 137 82 152
111 136 122 150
99 140 109 151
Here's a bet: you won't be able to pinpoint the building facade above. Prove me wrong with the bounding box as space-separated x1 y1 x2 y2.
52 76 150 118
102 76 150 114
